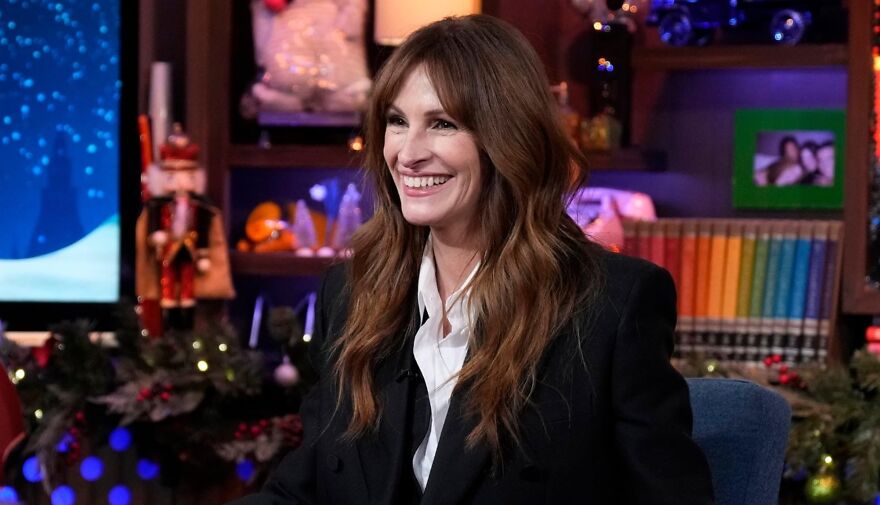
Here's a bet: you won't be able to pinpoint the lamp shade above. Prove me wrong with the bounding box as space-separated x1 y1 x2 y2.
374 0 481 45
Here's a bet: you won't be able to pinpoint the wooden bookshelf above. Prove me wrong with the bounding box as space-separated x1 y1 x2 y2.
230 251 340 277
632 44 848 71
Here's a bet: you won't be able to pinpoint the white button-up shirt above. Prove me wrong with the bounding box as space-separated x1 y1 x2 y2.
411 236 479 492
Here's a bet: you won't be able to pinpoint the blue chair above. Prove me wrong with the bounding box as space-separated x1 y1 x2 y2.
686 378 791 505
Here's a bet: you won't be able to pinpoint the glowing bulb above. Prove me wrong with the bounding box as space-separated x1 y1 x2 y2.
197 360 209 372
34 409 43 420
348 135 364 152
823 455 833 465
622 3 631 11
593 21 603 31
192 340 202 350
598 57 607 65
14 369 25 381
303 334 312 343
629 5 638 13
218 343 228 352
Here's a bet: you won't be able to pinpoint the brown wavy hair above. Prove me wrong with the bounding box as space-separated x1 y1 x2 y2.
333 14 605 456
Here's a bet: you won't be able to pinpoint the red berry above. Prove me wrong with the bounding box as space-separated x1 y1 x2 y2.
250 426 261 436
763 357 773 367
772 355 782 363
160 392 171 402
74 411 85 422
779 373 790 384
238 423 248 432
259 419 269 428
779 365 789 373
140 387 152 398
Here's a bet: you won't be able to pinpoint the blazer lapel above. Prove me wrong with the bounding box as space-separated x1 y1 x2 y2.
355 302 422 505
419 382 490 505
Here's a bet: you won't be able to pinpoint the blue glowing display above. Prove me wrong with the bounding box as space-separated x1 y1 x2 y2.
79 455 103 481
0 0 121 302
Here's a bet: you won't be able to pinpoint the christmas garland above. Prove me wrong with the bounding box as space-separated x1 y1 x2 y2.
0 305 312 490
679 352 880 504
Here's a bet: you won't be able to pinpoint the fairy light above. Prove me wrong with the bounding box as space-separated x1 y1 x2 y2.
196 360 209 372
218 343 228 352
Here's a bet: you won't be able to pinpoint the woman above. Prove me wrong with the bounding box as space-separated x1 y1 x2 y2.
764 136 801 186
231 14 713 505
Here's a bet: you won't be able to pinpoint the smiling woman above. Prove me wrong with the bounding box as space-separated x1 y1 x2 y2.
230 14 714 505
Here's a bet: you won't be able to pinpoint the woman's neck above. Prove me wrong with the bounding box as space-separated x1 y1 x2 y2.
430 229 480 303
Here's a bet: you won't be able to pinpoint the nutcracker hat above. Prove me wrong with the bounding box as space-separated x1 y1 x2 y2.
159 123 200 171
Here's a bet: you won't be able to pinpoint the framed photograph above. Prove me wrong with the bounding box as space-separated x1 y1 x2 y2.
733 109 845 209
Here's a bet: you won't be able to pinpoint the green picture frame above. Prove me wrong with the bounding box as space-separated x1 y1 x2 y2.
733 109 845 209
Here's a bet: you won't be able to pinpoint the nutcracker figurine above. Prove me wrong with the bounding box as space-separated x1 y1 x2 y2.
136 124 235 333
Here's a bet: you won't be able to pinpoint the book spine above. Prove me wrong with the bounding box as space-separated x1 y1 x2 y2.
678 220 698 341
649 220 666 269
772 221 798 355
802 222 829 362
706 221 728 335
622 219 638 257
637 220 651 262
748 222 771 361
817 223 843 361
785 221 814 364
736 221 757 336
665 219 682 295
720 221 743 359
761 222 784 358
693 220 713 343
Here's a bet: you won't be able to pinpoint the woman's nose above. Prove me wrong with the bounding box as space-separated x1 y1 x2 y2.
397 130 430 168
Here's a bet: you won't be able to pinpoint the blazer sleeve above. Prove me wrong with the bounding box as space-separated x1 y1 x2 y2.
611 263 715 505
226 265 344 505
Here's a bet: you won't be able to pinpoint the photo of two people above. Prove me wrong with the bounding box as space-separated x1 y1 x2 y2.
752 131 835 188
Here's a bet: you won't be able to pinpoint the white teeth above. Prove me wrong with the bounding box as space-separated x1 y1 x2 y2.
403 175 450 188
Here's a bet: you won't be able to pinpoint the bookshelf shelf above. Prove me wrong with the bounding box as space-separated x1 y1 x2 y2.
230 251 339 277
586 148 667 172
632 44 848 71
228 144 363 169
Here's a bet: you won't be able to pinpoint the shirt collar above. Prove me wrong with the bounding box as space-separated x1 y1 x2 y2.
417 235 480 329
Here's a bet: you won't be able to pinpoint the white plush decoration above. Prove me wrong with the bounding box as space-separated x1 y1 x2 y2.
250 0 372 113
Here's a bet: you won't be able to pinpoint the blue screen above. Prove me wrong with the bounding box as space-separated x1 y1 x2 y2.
0 0 120 302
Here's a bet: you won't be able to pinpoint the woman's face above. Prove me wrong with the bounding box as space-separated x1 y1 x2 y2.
800 147 817 171
783 140 799 161
383 66 483 239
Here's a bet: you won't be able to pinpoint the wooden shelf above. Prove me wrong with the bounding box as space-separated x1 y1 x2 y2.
632 44 847 70
228 144 363 169
585 148 666 171
230 251 339 276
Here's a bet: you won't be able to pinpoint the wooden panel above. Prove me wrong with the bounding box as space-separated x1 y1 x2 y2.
230 252 339 277
228 145 364 169
842 0 875 314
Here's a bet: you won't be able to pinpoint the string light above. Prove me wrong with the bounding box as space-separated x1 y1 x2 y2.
196 360 209 372
218 343 228 352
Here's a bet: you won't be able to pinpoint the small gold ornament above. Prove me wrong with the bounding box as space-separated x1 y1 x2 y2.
804 472 841 504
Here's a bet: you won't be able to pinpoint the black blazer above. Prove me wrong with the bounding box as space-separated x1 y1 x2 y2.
230 250 715 505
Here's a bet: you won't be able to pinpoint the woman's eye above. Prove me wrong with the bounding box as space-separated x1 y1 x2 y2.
386 115 406 127
433 119 457 130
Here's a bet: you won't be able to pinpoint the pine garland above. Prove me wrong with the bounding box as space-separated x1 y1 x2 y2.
0 305 311 489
